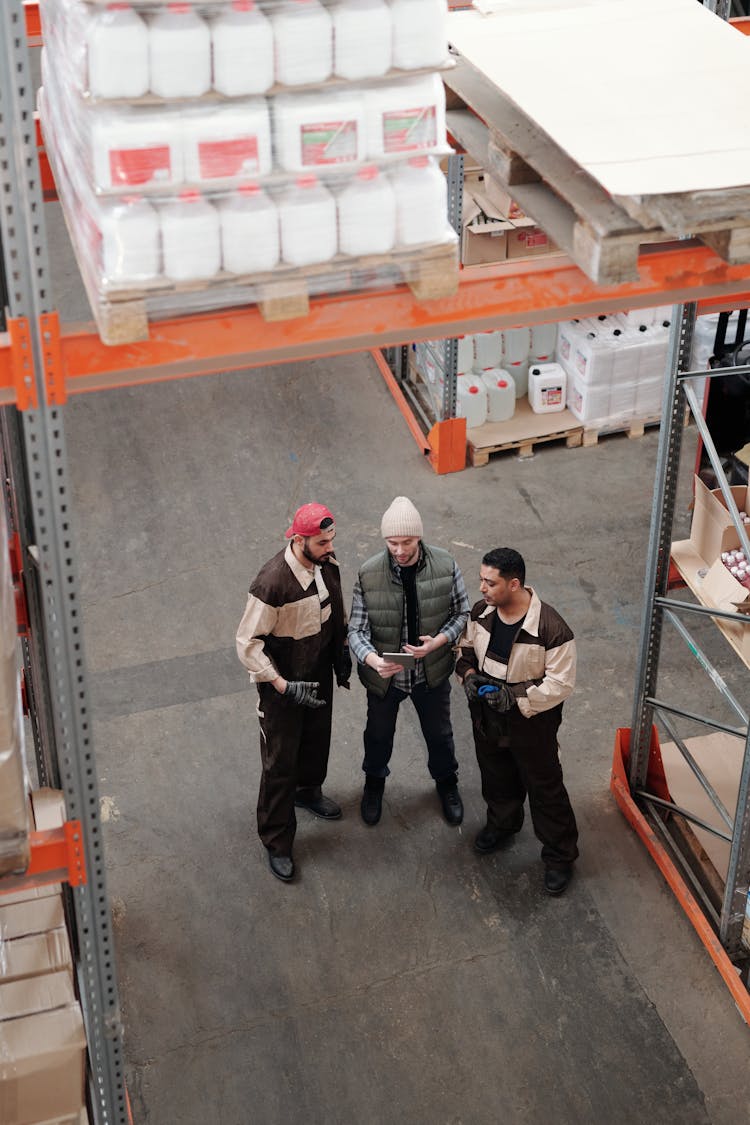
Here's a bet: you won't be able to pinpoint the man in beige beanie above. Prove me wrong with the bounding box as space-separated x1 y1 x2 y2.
348 497 470 826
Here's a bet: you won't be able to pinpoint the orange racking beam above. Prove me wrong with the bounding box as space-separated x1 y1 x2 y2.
0 821 87 895
0 245 749 401
611 728 750 1024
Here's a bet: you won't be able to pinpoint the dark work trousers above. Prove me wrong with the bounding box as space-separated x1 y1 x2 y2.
363 679 458 785
472 702 579 869
256 665 333 856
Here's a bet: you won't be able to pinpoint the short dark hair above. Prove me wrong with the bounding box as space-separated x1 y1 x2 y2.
482 547 525 585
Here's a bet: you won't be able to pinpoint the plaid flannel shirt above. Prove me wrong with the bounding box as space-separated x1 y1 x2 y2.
348 549 470 693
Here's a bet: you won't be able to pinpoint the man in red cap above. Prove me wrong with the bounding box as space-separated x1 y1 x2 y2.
236 503 351 883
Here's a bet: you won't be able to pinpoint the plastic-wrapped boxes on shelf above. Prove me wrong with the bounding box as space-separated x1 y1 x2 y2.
38 0 458 342
40 0 451 100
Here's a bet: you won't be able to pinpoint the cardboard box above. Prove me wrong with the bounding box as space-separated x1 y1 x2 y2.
0 928 73 985
690 475 750 563
31 789 67 831
0 883 63 907
506 219 558 259
0 896 65 942
0 969 74 1022
0 1003 86 1124
461 179 512 266
701 559 750 661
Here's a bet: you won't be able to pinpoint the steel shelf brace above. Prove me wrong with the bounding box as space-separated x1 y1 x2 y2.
626 295 750 967
0 5 129 1122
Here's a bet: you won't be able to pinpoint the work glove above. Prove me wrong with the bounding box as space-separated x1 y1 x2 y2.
284 680 326 708
336 647 353 690
480 682 516 713
463 672 495 703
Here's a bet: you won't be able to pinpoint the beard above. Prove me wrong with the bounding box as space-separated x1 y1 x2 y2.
302 540 333 565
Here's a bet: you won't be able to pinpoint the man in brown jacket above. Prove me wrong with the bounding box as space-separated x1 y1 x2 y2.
456 547 579 895
236 503 351 883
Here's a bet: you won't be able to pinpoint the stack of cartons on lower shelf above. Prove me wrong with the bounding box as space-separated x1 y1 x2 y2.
0 790 88 1125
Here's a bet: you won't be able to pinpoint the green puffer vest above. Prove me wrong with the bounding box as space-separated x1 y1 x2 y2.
358 544 456 698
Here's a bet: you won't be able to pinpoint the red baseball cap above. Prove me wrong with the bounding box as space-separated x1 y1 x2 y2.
285 503 335 538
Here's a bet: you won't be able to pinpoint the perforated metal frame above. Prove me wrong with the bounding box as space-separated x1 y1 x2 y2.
0 5 128 1121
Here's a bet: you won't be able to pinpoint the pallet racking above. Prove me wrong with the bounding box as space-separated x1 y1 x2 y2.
1 1 750 1118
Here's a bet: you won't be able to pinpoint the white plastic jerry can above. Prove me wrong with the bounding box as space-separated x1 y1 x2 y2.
160 189 222 281
528 362 567 414
217 183 280 274
271 0 333 86
332 0 392 80
148 2 212 99
99 195 161 283
456 372 487 428
390 0 448 69
481 368 516 422
337 166 396 256
211 0 275 96
87 3 150 99
390 156 450 246
278 174 338 266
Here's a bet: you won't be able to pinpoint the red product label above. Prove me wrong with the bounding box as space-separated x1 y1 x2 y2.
382 105 437 152
109 145 171 187
198 136 260 179
525 230 548 248
543 386 563 406
301 120 358 165
560 336 571 361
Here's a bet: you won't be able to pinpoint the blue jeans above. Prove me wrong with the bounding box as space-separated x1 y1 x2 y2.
362 679 458 785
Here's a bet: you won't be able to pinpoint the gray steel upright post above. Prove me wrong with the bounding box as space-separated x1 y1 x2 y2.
442 153 464 422
629 305 696 789
0 6 129 1123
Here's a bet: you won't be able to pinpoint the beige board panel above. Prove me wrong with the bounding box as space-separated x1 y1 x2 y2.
467 393 579 449
447 0 750 197
660 733 743 880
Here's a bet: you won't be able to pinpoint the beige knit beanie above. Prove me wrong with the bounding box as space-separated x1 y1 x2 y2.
381 496 423 539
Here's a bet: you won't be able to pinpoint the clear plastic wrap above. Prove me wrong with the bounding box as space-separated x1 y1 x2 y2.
39 0 452 102
41 47 448 192
39 0 458 339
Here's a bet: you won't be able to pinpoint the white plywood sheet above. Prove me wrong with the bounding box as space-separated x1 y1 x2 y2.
447 0 750 196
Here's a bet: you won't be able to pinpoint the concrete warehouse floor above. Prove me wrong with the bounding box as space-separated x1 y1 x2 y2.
44 200 750 1124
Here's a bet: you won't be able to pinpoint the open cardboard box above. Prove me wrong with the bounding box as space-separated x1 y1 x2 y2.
689 474 750 563
701 559 750 661
461 177 512 266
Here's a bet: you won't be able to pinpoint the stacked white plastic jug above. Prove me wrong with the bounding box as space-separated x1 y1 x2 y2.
45 0 454 300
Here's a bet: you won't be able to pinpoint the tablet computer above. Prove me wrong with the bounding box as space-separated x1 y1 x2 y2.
382 652 416 669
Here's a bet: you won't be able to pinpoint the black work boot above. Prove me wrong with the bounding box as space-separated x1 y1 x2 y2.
361 776 385 826
436 776 464 826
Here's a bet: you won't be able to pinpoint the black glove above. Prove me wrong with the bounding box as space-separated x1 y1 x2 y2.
482 682 516 713
463 672 494 703
336 647 353 690
284 680 326 708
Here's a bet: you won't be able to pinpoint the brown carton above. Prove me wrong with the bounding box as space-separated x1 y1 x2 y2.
0 928 73 985
0 896 65 942
0 1003 86 1124
461 180 512 266
0 970 74 1022
690 475 750 563
505 219 558 260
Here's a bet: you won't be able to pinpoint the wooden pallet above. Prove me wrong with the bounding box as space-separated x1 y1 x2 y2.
581 413 661 448
89 240 459 344
467 398 583 465
445 56 750 280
